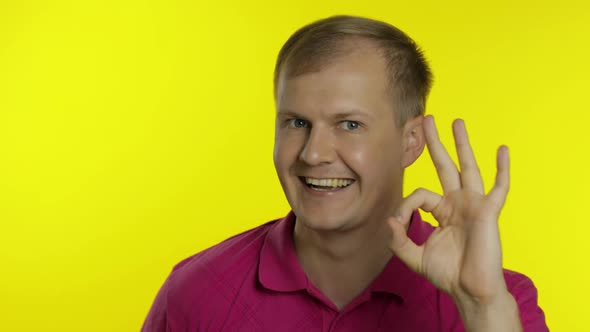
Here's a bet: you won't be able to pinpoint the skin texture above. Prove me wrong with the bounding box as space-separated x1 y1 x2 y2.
274 38 522 331
274 42 413 234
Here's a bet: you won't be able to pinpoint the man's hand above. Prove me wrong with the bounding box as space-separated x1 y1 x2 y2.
387 115 522 331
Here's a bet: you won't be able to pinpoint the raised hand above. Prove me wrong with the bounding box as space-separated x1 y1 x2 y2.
388 115 511 305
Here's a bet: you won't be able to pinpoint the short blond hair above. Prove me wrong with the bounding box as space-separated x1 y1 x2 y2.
274 15 433 126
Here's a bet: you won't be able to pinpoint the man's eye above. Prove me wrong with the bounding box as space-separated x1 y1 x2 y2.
289 119 309 128
340 120 360 131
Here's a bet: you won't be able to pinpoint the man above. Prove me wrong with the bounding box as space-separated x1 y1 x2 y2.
142 15 548 331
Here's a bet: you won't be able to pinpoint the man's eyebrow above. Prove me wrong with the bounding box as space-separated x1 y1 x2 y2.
331 109 373 120
277 108 373 120
276 109 304 118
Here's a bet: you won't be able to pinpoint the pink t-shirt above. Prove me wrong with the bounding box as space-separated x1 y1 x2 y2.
142 211 548 331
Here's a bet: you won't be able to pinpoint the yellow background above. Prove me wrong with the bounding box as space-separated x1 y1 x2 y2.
1 0 587 330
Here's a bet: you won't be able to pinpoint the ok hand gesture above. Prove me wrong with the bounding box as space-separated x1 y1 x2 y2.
388 115 512 307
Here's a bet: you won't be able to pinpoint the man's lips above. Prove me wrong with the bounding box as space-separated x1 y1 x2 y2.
298 176 356 191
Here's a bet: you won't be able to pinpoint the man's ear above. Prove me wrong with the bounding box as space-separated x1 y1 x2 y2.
401 115 426 168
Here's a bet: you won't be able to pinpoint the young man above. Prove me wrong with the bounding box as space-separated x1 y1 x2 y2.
142 15 548 331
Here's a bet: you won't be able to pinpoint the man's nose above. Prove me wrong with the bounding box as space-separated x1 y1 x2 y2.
299 128 336 166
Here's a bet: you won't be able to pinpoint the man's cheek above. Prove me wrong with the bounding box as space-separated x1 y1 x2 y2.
349 147 382 168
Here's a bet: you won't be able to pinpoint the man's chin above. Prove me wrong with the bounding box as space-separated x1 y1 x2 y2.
294 214 358 233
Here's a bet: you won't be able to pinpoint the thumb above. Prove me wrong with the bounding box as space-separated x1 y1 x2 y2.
387 216 424 274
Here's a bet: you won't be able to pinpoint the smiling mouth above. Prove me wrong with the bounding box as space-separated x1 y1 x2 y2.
299 176 355 192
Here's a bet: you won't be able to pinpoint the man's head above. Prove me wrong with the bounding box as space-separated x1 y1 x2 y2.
273 15 433 232
274 15 432 127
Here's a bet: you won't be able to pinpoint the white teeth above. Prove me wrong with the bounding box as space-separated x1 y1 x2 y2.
304 177 353 188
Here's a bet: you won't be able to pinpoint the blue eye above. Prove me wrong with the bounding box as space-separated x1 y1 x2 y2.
341 120 360 131
289 119 309 128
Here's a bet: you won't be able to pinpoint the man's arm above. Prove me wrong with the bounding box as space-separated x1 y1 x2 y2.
451 271 548 332
453 289 522 332
388 116 539 331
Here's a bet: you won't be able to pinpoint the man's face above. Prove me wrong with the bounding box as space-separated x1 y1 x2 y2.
274 44 416 232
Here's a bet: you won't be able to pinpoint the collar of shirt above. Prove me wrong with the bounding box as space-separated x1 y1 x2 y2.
258 210 434 302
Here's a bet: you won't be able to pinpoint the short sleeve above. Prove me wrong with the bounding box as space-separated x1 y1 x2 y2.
141 274 172 332
505 270 549 332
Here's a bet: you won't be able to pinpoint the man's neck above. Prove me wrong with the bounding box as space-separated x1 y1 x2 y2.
293 215 408 310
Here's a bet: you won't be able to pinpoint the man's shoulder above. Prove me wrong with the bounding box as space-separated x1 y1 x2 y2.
141 217 288 331
165 217 282 296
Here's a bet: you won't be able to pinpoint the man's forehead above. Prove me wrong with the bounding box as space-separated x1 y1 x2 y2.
276 70 392 114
